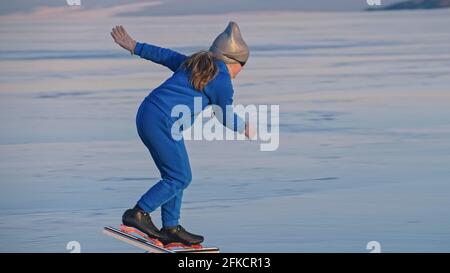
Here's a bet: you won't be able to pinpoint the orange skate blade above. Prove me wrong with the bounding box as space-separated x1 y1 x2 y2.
119 224 164 247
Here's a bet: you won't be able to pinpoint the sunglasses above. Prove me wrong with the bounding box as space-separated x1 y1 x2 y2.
237 60 246 67
225 55 246 67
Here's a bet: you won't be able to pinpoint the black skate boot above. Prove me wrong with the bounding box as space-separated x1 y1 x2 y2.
122 205 166 241
160 225 204 246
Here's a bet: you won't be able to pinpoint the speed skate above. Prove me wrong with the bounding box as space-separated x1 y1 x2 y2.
103 225 220 253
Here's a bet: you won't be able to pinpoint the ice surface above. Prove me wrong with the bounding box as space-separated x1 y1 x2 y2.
1 10 450 252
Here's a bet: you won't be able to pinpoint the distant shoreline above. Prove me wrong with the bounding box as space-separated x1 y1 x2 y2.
367 0 450 11
2 6 450 21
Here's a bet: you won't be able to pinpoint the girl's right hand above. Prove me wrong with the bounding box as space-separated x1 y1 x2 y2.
111 25 136 54
245 122 257 139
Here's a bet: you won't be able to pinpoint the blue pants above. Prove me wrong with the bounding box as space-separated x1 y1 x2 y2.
135 98 192 228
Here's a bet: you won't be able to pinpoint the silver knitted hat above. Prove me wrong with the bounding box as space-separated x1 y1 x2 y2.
209 21 249 65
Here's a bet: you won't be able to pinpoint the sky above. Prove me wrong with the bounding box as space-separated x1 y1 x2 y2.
0 0 402 17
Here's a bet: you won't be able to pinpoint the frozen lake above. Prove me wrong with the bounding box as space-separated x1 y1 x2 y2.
1 9 450 252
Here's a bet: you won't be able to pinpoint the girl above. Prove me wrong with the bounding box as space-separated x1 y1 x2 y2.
111 22 254 246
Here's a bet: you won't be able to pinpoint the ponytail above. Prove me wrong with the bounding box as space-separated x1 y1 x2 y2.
181 51 218 92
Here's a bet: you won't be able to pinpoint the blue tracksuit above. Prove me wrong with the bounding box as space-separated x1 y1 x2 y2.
133 42 245 227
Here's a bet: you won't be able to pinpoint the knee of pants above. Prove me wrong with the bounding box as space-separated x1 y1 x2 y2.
166 170 191 190
182 169 192 190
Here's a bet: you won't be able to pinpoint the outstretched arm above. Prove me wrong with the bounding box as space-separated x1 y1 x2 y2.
111 25 187 72
133 42 188 72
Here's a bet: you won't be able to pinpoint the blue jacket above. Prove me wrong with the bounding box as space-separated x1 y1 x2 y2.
134 42 245 133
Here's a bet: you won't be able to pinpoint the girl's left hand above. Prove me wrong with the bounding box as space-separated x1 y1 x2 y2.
111 25 136 54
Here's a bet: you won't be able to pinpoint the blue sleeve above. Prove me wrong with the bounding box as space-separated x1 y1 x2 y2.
206 73 246 133
133 42 188 72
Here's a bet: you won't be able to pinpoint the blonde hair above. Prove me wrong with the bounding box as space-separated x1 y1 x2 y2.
181 51 218 92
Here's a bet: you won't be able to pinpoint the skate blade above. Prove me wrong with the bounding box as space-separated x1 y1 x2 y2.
163 242 203 250
119 224 164 247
